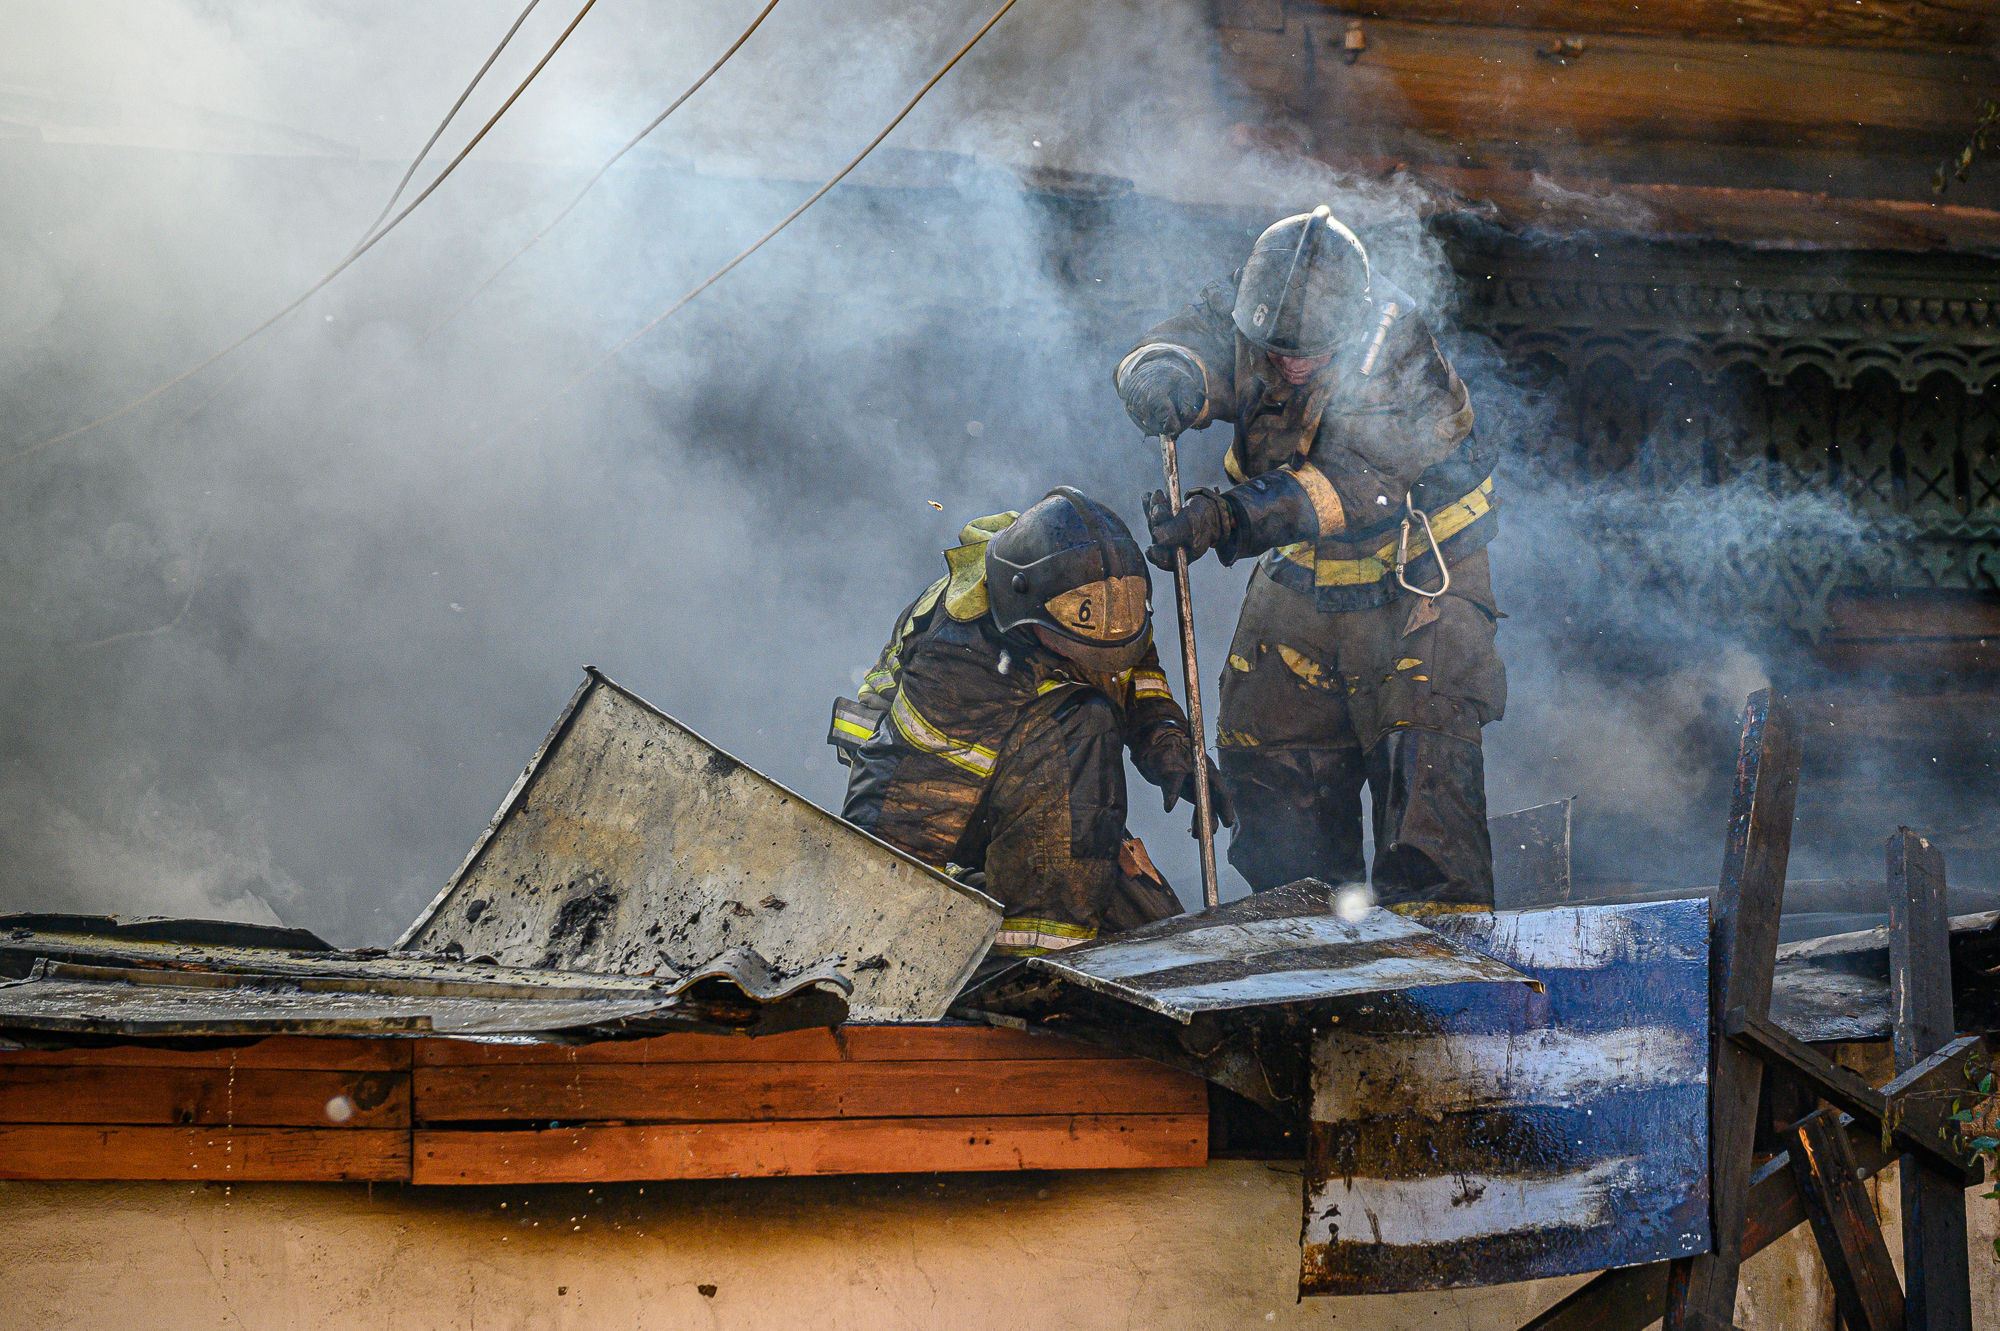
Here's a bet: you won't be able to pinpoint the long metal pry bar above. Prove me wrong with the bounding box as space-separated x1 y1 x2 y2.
1158 431 1220 909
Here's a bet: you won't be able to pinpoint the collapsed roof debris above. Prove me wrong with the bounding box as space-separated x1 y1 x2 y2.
398 668 1002 1022
0 915 849 1043
1303 900 1712 1295
964 889 1717 1296
959 879 1538 1117
1768 908 2000 1042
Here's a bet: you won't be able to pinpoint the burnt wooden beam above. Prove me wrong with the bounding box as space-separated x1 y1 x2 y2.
1723 1007 1986 1182
1888 828 1975 1331
1664 689 1802 1331
1284 1 1995 53
1216 16 1993 154
1786 1107 1904 1331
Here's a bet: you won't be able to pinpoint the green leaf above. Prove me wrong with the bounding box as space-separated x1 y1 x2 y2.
1971 1137 2000 1151
1980 1074 1995 1094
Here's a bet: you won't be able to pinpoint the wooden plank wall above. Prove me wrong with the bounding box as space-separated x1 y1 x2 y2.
1210 0 1995 197
0 1037 411 1182
0 1028 1207 1184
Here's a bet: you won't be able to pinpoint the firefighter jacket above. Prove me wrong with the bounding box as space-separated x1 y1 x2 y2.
841 514 1191 951
1115 274 1497 613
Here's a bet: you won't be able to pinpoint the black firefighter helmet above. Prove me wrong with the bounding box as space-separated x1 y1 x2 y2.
1232 204 1372 358
986 487 1153 674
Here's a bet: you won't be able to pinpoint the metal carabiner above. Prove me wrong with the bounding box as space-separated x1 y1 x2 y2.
1394 492 1451 599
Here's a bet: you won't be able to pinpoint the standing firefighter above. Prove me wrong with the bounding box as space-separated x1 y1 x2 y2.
1116 206 1504 909
832 488 1231 960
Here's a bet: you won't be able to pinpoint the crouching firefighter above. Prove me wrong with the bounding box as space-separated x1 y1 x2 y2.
1115 205 1506 910
829 488 1234 967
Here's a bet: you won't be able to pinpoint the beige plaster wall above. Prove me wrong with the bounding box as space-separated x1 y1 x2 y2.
0 1160 1991 1330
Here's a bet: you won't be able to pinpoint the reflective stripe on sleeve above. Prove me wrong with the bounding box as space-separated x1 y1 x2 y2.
991 917 1099 956
1275 476 1494 588
889 690 998 779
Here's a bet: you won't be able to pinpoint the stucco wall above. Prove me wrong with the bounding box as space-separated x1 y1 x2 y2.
1 1159 1991 1329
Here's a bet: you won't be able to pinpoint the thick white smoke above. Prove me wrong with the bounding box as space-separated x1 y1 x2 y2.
3 0 1972 943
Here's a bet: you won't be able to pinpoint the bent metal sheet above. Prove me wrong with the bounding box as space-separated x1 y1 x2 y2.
1300 898 1712 1295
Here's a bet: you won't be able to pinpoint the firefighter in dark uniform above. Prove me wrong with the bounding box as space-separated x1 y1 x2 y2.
1116 206 1504 909
833 488 1231 959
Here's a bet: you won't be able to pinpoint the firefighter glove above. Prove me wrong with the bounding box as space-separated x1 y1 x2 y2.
1142 736 1237 830
1121 356 1204 437
1144 488 1232 571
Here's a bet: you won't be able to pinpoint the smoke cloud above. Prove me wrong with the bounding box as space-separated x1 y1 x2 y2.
2 0 1984 946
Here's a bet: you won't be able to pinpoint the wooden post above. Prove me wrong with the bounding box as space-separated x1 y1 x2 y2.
1663 689 1803 1331
1887 828 1972 1331
1787 1107 1905 1331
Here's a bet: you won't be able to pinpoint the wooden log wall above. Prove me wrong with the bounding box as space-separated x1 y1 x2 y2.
0 1027 1209 1185
1288 1 1997 53
1213 0 1998 191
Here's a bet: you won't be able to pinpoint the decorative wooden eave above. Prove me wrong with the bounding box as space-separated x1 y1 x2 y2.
1319 158 2000 256
1426 207 2000 392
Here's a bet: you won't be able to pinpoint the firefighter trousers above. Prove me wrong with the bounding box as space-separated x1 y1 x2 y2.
1214 549 1506 907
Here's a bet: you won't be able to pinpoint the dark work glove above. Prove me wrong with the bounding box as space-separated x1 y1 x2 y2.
1139 733 1238 831
1144 488 1231 572
1120 356 1204 438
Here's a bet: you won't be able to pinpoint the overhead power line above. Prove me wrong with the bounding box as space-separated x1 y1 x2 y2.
356 0 548 248
520 0 1022 423
419 0 786 345
7 0 600 470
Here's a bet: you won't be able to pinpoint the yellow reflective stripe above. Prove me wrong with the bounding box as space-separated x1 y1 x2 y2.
992 917 1098 955
1291 462 1348 537
1277 644 1331 690
1223 443 1247 484
889 690 997 778
831 716 876 741
1310 477 1493 588
1131 671 1172 698
1036 678 1077 696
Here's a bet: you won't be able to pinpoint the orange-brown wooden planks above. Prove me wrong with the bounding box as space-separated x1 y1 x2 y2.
413 1114 1208 1183
0 1066 408 1127
0 1125 410 1181
0 1027 1210 1184
413 1058 1207 1125
0 1035 410 1070
412 1024 1108 1066
1223 18 1993 152
1288 0 1994 53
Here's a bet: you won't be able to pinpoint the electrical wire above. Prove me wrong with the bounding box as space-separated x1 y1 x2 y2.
354 0 547 250
518 0 1021 425
7 0 601 470
418 0 785 345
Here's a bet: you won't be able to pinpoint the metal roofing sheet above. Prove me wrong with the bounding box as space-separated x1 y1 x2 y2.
1016 880 1537 1023
396 669 1001 1022
1301 898 1713 1296
0 961 700 1038
0 922 852 1042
